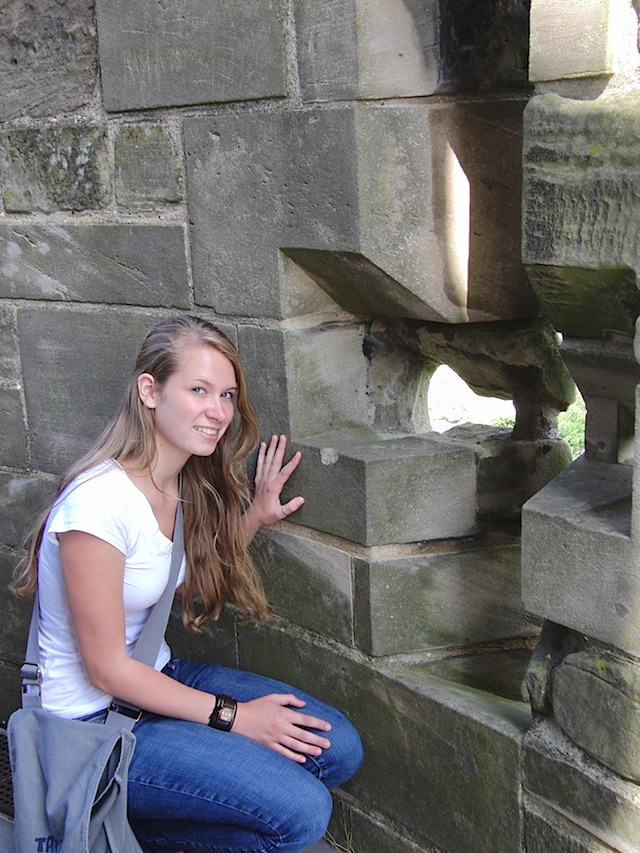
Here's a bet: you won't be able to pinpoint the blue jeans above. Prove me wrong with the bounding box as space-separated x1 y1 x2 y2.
87 659 363 853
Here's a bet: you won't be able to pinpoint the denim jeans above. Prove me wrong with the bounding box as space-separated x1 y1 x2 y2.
86 659 363 853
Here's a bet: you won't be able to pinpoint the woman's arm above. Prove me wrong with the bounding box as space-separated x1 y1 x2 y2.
242 434 305 542
59 528 330 762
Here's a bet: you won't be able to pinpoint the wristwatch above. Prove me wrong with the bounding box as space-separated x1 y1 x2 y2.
208 694 237 731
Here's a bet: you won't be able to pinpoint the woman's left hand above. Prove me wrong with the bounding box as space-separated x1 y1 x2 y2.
245 434 304 538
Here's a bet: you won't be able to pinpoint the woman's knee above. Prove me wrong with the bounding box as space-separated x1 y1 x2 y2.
274 780 333 850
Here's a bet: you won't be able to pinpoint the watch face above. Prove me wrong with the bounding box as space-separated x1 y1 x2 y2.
220 707 234 722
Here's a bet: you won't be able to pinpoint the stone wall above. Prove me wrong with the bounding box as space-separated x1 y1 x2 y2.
1 1 638 851
521 0 640 851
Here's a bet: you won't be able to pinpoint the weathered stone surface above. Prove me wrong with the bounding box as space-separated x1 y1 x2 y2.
529 0 637 82
0 305 20 378
295 0 529 101
0 0 97 122
239 621 530 853
238 324 371 440
0 224 189 307
523 91 640 276
115 124 182 208
0 125 110 213
524 719 640 852
0 549 31 725
95 0 286 111
253 528 353 645
554 651 640 781
283 428 477 546
185 100 535 322
0 473 56 549
378 318 575 433
0 384 27 467
353 537 538 655
560 337 639 462
444 427 573 517
522 456 637 654
18 310 159 473
294 0 440 100
329 792 436 853
165 605 238 669
525 798 622 853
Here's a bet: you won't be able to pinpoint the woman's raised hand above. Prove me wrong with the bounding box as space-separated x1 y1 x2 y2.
250 434 304 530
232 694 332 763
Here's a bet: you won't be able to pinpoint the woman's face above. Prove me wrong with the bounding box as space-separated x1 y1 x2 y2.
139 343 238 465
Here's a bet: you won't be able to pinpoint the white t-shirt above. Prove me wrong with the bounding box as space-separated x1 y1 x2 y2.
37 460 186 718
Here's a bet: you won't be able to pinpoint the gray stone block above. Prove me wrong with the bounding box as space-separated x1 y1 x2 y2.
553 651 640 782
525 799 620 853
523 91 640 275
253 528 353 645
524 719 640 852
0 224 189 307
115 124 182 209
165 605 238 669
185 101 535 322
445 427 573 518
0 305 20 377
18 310 158 472
96 0 286 111
0 385 27 467
0 0 96 122
521 456 639 654
0 473 56 550
329 792 436 853
284 429 476 546
529 0 635 83
295 0 529 101
239 621 530 853
238 324 371 439
1 125 110 213
294 0 440 101
354 538 539 656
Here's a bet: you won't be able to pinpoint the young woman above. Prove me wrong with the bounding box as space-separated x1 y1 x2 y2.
12 314 363 853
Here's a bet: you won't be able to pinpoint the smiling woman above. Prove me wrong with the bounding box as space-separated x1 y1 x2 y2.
10 315 363 853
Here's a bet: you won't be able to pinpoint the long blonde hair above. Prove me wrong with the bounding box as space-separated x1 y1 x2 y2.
12 315 271 629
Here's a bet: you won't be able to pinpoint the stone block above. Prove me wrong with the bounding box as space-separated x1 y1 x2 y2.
294 0 440 100
0 473 56 550
252 528 353 645
18 310 158 473
329 793 436 853
115 124 182 208
0 549 31 725
0 305 20 377
521 456 639 654
239 621 530 853
0 0 96 122
165 605 238 669
0 224 189 307
284 429 476 546
0 125 110 213
294 0 529 101
553 651 640 781
354 537 538 656
0 384 27 467
238 324 371 439
445 426 573 518
525 799 621 853
524 719 640 851
523 91 640 275
529 0 632 82
185 100 535 322
95 0 286 111
560 337 639 463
